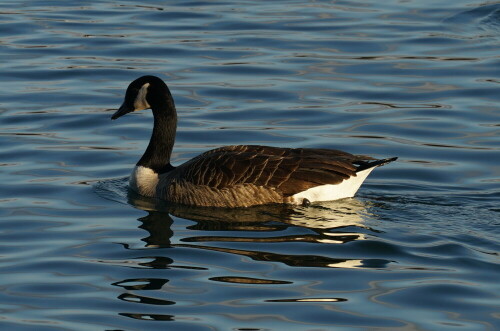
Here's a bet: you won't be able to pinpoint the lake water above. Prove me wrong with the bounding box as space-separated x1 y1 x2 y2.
1 1 499 330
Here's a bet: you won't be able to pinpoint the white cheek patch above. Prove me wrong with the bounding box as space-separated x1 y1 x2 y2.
134 83 150 111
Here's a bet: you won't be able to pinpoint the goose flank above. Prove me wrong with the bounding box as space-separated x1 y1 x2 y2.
111 75 397 207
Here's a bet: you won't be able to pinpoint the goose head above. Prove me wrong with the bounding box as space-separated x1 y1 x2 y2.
111 75 174 120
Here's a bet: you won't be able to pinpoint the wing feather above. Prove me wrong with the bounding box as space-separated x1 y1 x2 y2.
172 145 372 197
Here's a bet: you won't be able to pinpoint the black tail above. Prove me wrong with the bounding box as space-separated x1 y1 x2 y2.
355 157 398 172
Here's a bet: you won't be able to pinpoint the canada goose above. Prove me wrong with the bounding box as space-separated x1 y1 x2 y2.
111 75 397 208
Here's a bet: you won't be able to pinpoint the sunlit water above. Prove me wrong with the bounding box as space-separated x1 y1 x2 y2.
1 1 499 330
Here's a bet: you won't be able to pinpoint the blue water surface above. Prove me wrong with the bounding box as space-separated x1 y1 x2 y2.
0 0 499 330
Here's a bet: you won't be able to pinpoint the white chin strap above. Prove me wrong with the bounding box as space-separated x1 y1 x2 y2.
134 83 151 111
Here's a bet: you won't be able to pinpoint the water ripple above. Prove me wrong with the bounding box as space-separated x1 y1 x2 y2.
0 1 499 330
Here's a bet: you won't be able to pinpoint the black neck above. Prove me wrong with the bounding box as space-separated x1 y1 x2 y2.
137 99 177 174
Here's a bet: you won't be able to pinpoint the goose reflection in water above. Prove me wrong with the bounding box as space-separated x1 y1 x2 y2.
96 180 392 321
125 189 390 270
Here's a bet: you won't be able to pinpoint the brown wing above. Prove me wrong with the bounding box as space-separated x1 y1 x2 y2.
173 145 374 196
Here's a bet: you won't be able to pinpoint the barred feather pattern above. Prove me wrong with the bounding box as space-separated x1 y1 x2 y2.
155 145 377 207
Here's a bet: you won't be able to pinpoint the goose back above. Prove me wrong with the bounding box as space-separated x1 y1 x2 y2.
156 145 378 207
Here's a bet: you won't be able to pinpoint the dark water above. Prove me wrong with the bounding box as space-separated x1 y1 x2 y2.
1 1 499 330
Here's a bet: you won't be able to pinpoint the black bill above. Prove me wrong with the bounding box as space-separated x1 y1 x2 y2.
111 103 134 120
